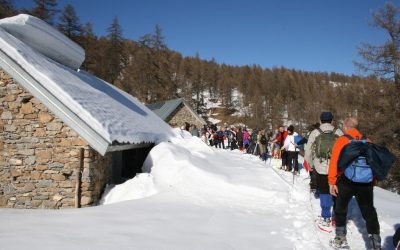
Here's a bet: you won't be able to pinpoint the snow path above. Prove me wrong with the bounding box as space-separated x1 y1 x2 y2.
0 136 398 250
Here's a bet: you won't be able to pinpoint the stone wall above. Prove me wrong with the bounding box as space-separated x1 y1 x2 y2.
167 104 204 130
0 69 112 209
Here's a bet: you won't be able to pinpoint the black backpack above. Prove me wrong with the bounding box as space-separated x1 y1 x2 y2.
261 135 267 145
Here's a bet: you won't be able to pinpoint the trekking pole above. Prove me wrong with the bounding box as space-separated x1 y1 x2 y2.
292 171 295 185
291 158 295 185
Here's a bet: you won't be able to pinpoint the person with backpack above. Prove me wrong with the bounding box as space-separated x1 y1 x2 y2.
303 123 321 194
248 128 259 154
328 117 381 250
236 127 244 150
283 125 300 174
259 130 268 160
229 127 238 150
271 126 289 170
243 129 251 151
207 127 214 146
215 127 225 149
304 112 343 230
224 127 232 149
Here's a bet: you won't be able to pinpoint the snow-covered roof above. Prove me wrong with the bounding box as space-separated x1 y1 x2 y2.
146 98 207 125
0 16 175 156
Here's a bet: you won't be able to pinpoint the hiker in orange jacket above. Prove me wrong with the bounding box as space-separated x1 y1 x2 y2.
328 117 381 250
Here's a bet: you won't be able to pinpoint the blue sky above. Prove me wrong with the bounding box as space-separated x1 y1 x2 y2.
15 0 389 76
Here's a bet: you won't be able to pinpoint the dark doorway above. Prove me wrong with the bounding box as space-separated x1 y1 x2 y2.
112 145 154 184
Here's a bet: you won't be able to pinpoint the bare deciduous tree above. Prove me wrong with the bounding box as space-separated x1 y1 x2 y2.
356 2 400 90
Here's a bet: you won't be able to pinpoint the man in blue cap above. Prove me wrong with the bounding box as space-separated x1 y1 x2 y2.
304 111 343 231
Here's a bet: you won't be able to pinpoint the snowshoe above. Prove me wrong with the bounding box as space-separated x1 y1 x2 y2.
330 236 350 249
316 217 333 233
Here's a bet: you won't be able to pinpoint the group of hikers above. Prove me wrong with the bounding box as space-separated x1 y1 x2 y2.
270 112 395 250
198 125 271 157
186 111 398 250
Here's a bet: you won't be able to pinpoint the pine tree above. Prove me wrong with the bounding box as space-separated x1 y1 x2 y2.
0 0 16 18
79 22 97 72
57 4 82 39
105 16 126 84
31 0 58 25
138 25 174 102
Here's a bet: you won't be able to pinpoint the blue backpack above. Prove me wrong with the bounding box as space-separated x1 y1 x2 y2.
294 135 304 149
341 135 373 183
338 134 396 182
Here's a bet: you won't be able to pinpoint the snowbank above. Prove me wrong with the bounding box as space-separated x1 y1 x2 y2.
103 131 290 211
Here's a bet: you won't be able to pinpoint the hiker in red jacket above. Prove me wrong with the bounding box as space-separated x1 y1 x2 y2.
271 126 288 170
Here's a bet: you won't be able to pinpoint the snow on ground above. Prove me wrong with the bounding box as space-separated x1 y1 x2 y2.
207 116 221 125
0 132 399 250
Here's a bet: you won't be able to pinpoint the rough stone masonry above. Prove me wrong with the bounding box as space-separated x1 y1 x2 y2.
0 69 112 209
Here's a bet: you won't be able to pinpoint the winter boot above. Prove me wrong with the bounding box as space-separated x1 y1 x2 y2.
330 235 349 249
369 234 381 250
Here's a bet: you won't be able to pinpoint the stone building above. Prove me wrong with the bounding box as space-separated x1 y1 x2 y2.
0 15 174 209
147 98 207 131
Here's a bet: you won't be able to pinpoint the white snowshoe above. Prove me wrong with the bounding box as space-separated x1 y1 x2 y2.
316 216 333 233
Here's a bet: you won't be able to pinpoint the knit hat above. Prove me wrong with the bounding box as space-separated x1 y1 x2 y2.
320 112 333 122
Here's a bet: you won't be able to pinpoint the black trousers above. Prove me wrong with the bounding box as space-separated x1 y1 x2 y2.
310 170 317 190
287 151 298 171
334 177 380 234
281 150 288 167
315 171 329 194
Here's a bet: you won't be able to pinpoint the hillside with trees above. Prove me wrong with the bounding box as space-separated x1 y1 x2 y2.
1 0 398 192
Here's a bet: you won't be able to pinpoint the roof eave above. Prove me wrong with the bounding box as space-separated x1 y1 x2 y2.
106 142 154 153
